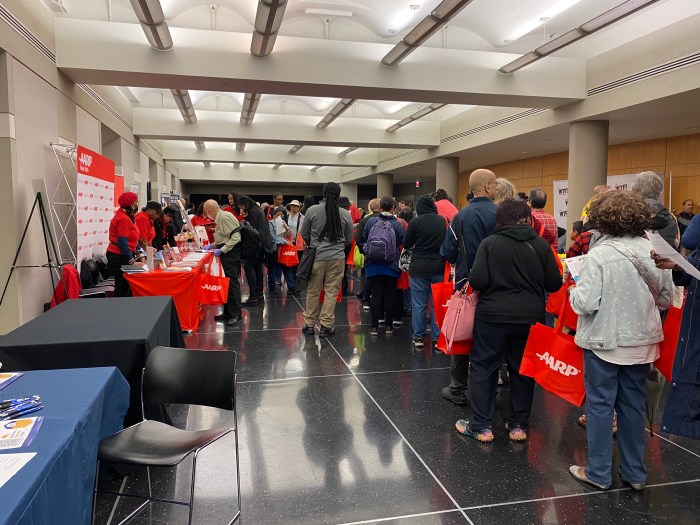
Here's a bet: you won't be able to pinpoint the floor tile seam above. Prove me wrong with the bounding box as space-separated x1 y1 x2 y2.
323 336 474 524
655 433 700 460
458 477 700 512
333 507 463 525
237 368 451 384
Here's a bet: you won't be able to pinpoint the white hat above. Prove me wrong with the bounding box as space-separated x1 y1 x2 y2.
286 200 302 210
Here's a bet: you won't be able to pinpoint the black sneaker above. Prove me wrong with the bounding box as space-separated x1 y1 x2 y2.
225 316 242 326
242 298 259 306
362 303 370 312
413 338 424 348
302 325 316 335
441 386 468 406
319 325 335 338
214 313 231 322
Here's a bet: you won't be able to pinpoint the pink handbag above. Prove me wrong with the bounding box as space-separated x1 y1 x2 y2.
442 284 478 353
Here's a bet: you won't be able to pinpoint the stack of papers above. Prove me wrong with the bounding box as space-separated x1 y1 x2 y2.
0 417 44 449
121 264 150 273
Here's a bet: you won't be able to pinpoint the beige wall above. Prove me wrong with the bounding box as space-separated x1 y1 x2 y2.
458 134 700 214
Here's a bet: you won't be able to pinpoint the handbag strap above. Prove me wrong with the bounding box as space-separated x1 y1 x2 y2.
601 240 659 298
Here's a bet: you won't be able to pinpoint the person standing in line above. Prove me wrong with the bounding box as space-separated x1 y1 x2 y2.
106 192 144 297
286 199 305 271
676 199 695 238
134 201 162 252
580 185 610 221
361 196 404 337
301 195 316 215
403 194 447 348
300 182 353 337
631 171 679 248
528 188 558 249
339 196 354 295
237 195 272 305
267 192 285 220
439 169 498 406
203 200 243 326
493 178 516 206
455 199 562 443
190 203 216 245
434 189 459 222
268 206 300 296
568 190 673 491
355 198 381 311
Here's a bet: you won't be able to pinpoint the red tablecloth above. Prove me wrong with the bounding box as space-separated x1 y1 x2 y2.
125 253 217 331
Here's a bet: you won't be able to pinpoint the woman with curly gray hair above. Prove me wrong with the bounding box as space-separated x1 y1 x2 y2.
568 190 674 492
631 171 679 247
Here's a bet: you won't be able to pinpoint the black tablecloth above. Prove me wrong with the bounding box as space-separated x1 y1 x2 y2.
0 297 185 425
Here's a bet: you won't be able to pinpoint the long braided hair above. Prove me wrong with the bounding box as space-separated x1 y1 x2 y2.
319 182 342 243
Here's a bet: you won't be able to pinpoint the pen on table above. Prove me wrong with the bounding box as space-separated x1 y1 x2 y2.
0 396 40 410
0 401 42 419
4 404 44 420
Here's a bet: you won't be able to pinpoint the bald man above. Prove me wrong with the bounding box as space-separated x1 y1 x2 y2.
204 199 243 326
355 197 381 308
439 169 498 406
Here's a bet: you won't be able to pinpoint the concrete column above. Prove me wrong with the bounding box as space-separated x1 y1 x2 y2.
0 52 21 334
340 182 358 204
377 173 393 199
567 120 608 233
435 157 459 202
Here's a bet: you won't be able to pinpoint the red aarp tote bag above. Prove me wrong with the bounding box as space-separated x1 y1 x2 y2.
278 244 299 266
656 300 685 381
198 256 230 305
520 320 585 406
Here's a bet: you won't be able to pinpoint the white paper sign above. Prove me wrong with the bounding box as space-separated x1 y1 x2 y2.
552 174 662 230
0 452 36 488
564 255 587 282
646 231 700 281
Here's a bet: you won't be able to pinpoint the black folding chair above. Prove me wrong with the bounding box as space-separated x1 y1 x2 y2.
92 347 241 524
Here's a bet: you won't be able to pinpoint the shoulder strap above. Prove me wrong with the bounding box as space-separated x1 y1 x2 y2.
601 240 659 297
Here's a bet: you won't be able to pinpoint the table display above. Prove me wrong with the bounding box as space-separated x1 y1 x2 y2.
125 251 226 331
0 296 184 425
0 367 129 525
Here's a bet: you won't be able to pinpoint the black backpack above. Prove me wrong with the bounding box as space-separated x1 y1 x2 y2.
230 222 263 260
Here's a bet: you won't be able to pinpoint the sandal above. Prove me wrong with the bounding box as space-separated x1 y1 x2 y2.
455 419 494 443
505 423 528 442
578 414 618 434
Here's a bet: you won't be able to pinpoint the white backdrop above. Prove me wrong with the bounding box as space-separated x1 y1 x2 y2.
551 173 656 229
76 173 114 262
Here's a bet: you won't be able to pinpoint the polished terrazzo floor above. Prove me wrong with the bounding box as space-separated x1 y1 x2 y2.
94 279 700 525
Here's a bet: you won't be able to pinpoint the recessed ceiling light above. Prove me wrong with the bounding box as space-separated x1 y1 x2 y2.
521 151 528 154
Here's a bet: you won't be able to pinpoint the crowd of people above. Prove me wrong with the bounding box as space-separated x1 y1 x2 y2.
109 167 700 492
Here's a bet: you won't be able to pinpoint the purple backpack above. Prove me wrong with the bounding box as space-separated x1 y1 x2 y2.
365 218 397 264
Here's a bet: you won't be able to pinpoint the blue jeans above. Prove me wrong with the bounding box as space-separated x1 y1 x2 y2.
583 350 649 487
410 274 443 339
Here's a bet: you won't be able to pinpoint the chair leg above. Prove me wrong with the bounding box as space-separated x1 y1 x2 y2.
188 451 198 525
92 460 100 525
146 466 153 521
234 405 242 514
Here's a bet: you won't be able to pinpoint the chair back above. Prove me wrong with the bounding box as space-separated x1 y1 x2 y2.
143 347 236 413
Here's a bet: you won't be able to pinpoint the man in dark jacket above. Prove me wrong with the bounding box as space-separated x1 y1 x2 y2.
237 195 273 305
403 194 448 347
355 198 380 310
439 169 498 406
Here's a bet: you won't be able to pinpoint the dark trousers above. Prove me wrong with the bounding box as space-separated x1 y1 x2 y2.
243 254 264 299
468 320 535 431
106 251 131 297
449 355 470 395
220 252 242 319
369 275 397 328
361 269 371 303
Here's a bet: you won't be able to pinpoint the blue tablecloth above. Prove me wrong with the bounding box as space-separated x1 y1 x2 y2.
0 368 129 525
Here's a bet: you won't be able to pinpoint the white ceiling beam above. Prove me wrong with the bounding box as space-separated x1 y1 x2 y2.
177 162 341 184
55 19 585 108
161 143 378 167
133 108 440 149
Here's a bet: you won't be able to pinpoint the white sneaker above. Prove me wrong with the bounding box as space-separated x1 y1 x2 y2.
378 319 385 325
